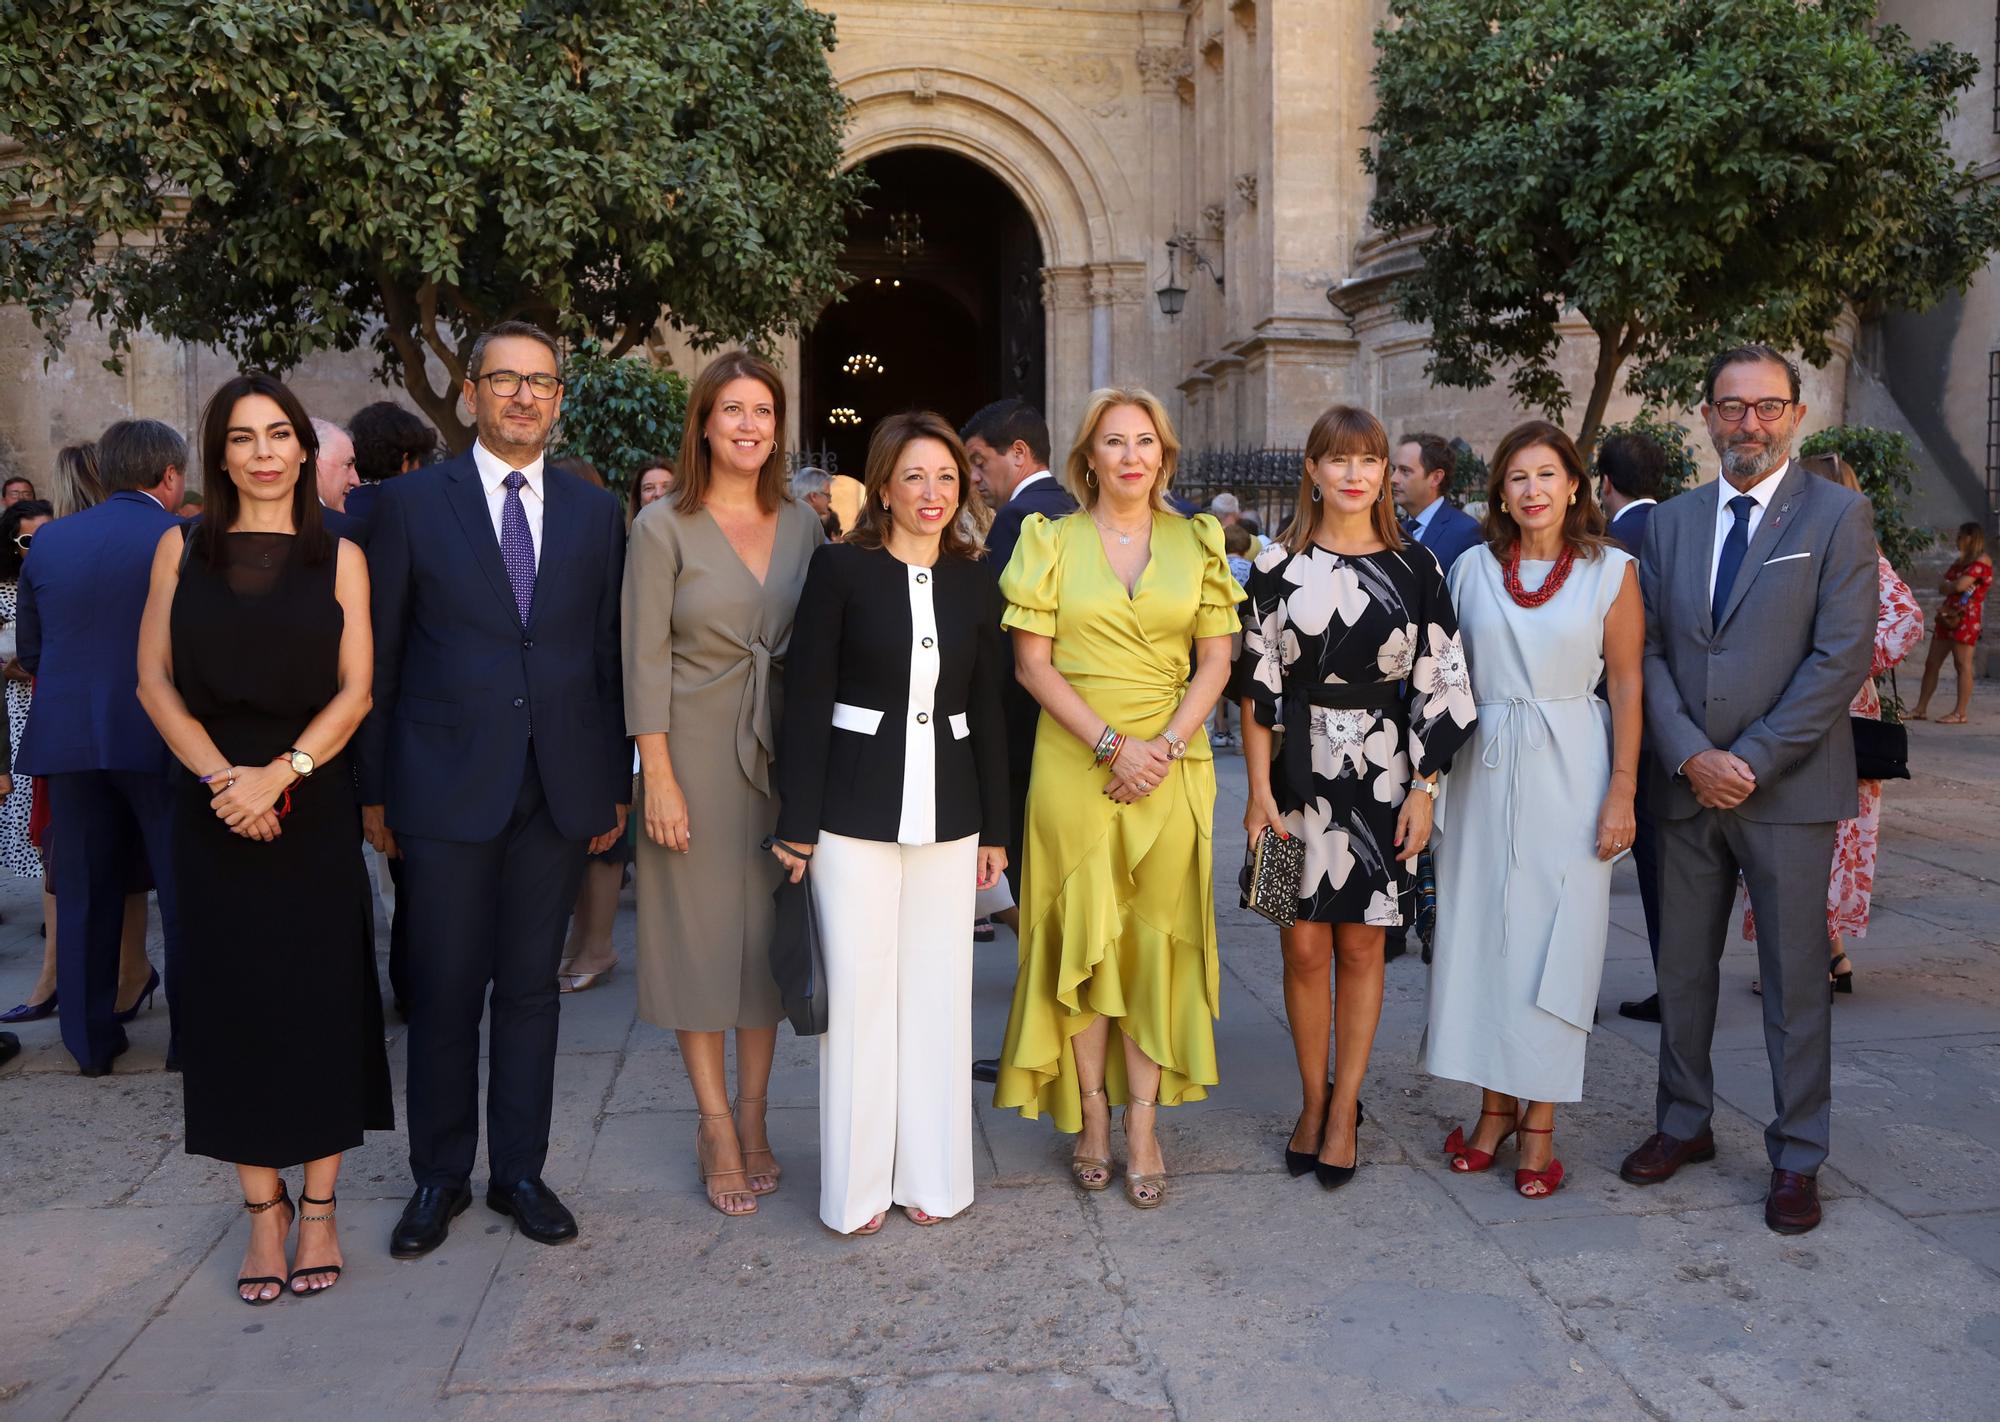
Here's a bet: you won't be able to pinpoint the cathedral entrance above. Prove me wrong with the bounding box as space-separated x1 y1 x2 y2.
801 148 1046 477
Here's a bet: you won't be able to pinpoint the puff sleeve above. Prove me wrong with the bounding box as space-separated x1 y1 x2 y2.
1190 513 1246 640
999 513 1063 638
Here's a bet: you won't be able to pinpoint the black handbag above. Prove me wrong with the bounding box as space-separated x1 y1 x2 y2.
1852 671 1911 783
768 865 829 1037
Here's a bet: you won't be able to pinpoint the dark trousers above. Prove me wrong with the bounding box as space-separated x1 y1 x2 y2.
398 748 587 1189
1654 808 1837 1174
47 770 181 1071
383 850 411 1010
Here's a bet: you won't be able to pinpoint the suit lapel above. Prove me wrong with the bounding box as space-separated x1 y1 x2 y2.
444 455 518 622
1716 463 1810 632
527 470 575 632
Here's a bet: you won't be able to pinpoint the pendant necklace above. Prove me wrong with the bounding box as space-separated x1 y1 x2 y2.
1094 515 1147 547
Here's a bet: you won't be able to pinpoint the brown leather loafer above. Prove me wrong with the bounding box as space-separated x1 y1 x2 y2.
1765 1170 1821 1234
1618 1130 1717 1185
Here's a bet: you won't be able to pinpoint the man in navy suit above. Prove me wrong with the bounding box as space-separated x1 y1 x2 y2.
962 399 1076 1083
1597 429 1668 1022
357 321 629 1257
1391 432 1483 574
344 400 437 533
17 419 186 1075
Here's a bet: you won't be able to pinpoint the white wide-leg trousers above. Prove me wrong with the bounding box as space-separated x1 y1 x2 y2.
813 831 977 1233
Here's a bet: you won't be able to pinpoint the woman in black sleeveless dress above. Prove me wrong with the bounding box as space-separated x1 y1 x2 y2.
137 373 388 1305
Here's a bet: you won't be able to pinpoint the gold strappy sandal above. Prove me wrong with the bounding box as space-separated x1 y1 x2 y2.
696 1110 758 1217
734 1095 781 1195
1123 1098 1166 1209
1070 1086 1112 1192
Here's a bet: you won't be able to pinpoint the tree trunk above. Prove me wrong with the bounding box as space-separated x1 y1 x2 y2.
1574 321 1638 456
376 269 476 451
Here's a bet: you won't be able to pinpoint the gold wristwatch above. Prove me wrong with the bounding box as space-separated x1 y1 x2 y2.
1162 732 1188 762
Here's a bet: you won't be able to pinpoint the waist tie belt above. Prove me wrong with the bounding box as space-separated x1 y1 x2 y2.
1477 693 1594 956
1277 679 1407 809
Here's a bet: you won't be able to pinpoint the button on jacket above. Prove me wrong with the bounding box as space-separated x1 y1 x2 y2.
776 541 1009 847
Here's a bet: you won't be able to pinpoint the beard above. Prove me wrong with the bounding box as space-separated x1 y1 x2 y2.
1719 431 1785 481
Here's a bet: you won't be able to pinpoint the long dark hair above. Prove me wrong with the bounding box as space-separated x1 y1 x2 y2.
195 373 331 565
845 411 985 561
674 350 789 516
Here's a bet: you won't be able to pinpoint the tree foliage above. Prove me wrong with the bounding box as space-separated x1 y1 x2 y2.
0 0 863 449
1366 0 2000 450
553 341 688 494
1799 424 1931 574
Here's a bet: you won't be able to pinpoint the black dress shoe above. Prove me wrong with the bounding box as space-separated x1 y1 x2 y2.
0 1031 19 1068
1618 993 1662 1023
391 1184 471 1258
971 1057 999 1084
487 1177 578 1245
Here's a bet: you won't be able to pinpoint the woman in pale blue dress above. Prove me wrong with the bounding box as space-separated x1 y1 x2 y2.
1421 421 1643 1200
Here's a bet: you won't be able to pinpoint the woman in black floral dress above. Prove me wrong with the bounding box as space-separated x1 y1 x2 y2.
1237 405 1475 1189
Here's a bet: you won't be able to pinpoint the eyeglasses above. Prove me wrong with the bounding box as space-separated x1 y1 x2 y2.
1710 397 1796 424
478 370 564 400
13 533 30 550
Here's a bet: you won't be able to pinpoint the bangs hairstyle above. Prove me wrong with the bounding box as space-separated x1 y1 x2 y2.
674 350 789 516
846 410 984 561
1062 386 1181 511
1284 404 1402 555
195 372 331 567
1482 419 1613 561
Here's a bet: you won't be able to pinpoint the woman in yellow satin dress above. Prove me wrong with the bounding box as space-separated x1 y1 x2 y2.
994 387 1243 1208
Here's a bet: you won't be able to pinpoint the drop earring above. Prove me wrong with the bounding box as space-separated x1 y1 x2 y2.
1570 491 1578 506
1310 486 1322 503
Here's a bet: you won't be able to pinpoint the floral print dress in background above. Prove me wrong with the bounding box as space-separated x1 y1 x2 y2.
1938 558 1992 645
1235 541 1475 926
1746 554 1924 941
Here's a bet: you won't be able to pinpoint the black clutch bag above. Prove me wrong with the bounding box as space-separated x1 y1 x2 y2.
769 867 829 1036
1851 714 1909 782
1238 826 1306 928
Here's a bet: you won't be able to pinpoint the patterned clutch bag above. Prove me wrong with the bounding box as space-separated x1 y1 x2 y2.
1239 826 1305 928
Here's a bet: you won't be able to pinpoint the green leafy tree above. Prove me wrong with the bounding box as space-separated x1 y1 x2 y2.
1366 0 2000 451
1594 412 1700 500
553 342 689 495
1799 425 1932 574
0 0 862 450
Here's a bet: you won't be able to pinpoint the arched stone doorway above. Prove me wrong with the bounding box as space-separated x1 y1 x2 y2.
801 149 1046 475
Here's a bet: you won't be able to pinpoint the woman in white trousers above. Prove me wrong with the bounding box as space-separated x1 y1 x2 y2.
772 411 1010 1236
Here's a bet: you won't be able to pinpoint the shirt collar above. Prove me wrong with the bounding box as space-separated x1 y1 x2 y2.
1008 469 1053 503
1408 498 1442 532
1617 497 1658 514
472 438 545 495
1721 460 1788 514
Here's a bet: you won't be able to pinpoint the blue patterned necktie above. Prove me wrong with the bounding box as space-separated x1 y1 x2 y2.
501 469 536 625
1710 493 1756 627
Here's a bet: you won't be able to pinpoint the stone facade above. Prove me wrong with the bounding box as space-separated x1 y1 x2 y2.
1 0 1993 531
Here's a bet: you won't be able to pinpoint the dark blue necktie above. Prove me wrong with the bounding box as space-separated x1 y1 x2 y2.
1401 516 1420 539
1710 494 1756 627
501 470 536 626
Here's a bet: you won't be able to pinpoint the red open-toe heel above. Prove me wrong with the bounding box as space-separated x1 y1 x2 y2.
1444 1108 1519 1173
1514 1126 1564 1198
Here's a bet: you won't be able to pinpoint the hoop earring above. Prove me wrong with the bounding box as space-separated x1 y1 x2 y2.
1310 486 1322 503
1086 469 1097 488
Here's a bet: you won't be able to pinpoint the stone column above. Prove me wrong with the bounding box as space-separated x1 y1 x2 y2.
1042 266 1094 448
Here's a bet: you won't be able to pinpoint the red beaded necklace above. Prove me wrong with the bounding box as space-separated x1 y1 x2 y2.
1502 544 1576 608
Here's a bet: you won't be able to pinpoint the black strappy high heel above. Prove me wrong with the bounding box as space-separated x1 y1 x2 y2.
238 1182 293 1306
287 1192 343 1297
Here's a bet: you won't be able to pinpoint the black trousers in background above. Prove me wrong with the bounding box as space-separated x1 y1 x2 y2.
48 770 181 1072
397 746 588 1189
1632 767 1662 967
383 850 411 1010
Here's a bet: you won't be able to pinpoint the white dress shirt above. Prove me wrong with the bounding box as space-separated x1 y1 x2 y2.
471 439 546 566
1007 469 1054 504
1406 497 1443 538
1707 460 1787 602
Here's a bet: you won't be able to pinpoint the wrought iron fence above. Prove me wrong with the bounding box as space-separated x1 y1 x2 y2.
1176 448 1306 532
788 446 841 475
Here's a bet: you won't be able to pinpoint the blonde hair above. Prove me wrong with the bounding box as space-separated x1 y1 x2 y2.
1282 405 1403 555
1062 386 1180 512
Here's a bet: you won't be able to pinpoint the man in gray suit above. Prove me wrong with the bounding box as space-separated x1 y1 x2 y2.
1618 344 1876 1235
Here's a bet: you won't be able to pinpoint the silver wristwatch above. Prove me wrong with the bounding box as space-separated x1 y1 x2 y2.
1409 776 1438 800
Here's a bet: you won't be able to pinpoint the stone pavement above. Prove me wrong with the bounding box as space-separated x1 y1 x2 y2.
3 717 1999 1421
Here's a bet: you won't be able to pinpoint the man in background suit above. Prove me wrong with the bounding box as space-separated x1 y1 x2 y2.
1598 430 1668 1023
358 321 629 1257
963 398 1075 1084
17 420 185 1075
311 418 371 547
1619 345 1876 1236
1391 432 1483 574
345 400 437 530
